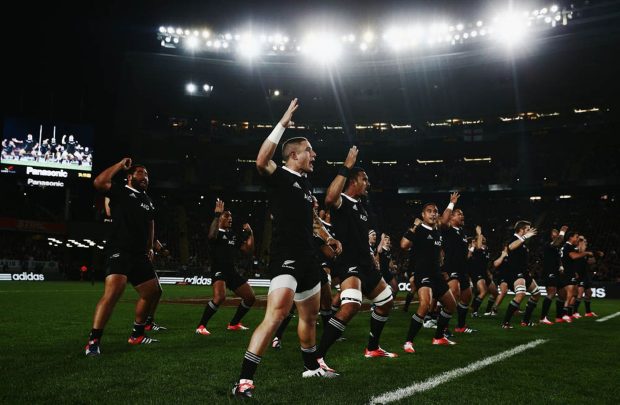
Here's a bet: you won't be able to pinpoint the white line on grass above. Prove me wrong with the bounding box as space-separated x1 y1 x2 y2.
368 339 548 405
596 311 620 323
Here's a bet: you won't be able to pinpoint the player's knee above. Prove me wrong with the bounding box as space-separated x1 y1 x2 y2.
244 295 256 307
212 295 226 306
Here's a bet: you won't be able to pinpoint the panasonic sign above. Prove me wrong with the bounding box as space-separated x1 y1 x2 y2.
25 166 67 188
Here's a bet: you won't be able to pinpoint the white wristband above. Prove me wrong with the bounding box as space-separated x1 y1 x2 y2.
267 123 285 144
559 231 565 236
447 202 455 210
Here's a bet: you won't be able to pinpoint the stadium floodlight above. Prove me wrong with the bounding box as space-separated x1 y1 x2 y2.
300 32 342 64
203 84 213 92
202 30 210 38
176 28 183 35
237 35 261 59
186 83 197 94
476 20 483 27
167 26 175 34
550 4 559 13
185 36 200 50
159 26 166 33
492 11 528 47
360 42 368 51
273 89 280 96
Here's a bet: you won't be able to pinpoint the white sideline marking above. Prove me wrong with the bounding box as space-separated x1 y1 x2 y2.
596 311 620 323
368 339 548 405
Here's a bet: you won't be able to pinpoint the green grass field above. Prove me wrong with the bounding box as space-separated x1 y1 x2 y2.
1 282 618 404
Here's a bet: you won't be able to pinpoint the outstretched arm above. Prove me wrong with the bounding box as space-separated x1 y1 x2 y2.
93 158 131 192
325 146 358 209
439 192 460 228
208 199 225 240
508 228 537 251
256 98 299 176
552 225 568 247
240 223 254 255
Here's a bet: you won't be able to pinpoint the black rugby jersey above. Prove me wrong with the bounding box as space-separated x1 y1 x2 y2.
561 242 579 277
332 193 373 268
442 227 468 271
543 243 561 275
265 166 315 258
105 183 156 254
469 248 490 276
210 229 241 271
404 223 442 275
508 234 528 273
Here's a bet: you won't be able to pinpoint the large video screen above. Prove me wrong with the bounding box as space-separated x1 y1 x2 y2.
2 118 93 171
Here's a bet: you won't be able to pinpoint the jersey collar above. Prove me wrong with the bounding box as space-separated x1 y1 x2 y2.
282 165 307 178
125 184 142 194
421 223 433 230
341 193 359 203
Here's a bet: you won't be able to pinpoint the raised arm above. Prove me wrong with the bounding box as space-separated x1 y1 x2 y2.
493 248 508 269
256 98 299 176
475 225 484 249
400 218 421 251
325 146 358 209
208 199 224 240
508 228 537 251
239 223 255 255
313 210 342 255
93 157 131 192
552 225 568 247
439 192 460 228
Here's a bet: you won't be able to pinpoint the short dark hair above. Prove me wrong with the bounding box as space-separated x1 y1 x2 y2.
127 164 147 176
514 220 531 233
566 231 579 239
281 137 309 161
421 202 438 213
344 166 366 190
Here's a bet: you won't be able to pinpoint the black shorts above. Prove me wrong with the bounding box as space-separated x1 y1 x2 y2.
334 263 383 296
269 254 322 294
213 267 247 291
105 251 157 287
577 271 591 288
381 267 394 283
416 271 450 299
561 271 578 286
543 272 560 288
444 267 471 289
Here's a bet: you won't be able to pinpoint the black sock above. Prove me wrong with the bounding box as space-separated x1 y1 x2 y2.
239 351 261 381
198 300 219 327
540 297 552 319
275 306 295 340
573 299 581 314
556 299 565 319
131 322 146 338
230 300 252 325
406 313 424 342
435 309 452 339
522 299 537 323
485 298 495 313
404 292 414 312
89 328 103 342
471 297 483 313
368 310 388 351
316 316 347 358
301 345 320 371
145 315 154 326
585 299 591 313
319 309 332 327
503 300 520 324
457 302 469 328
